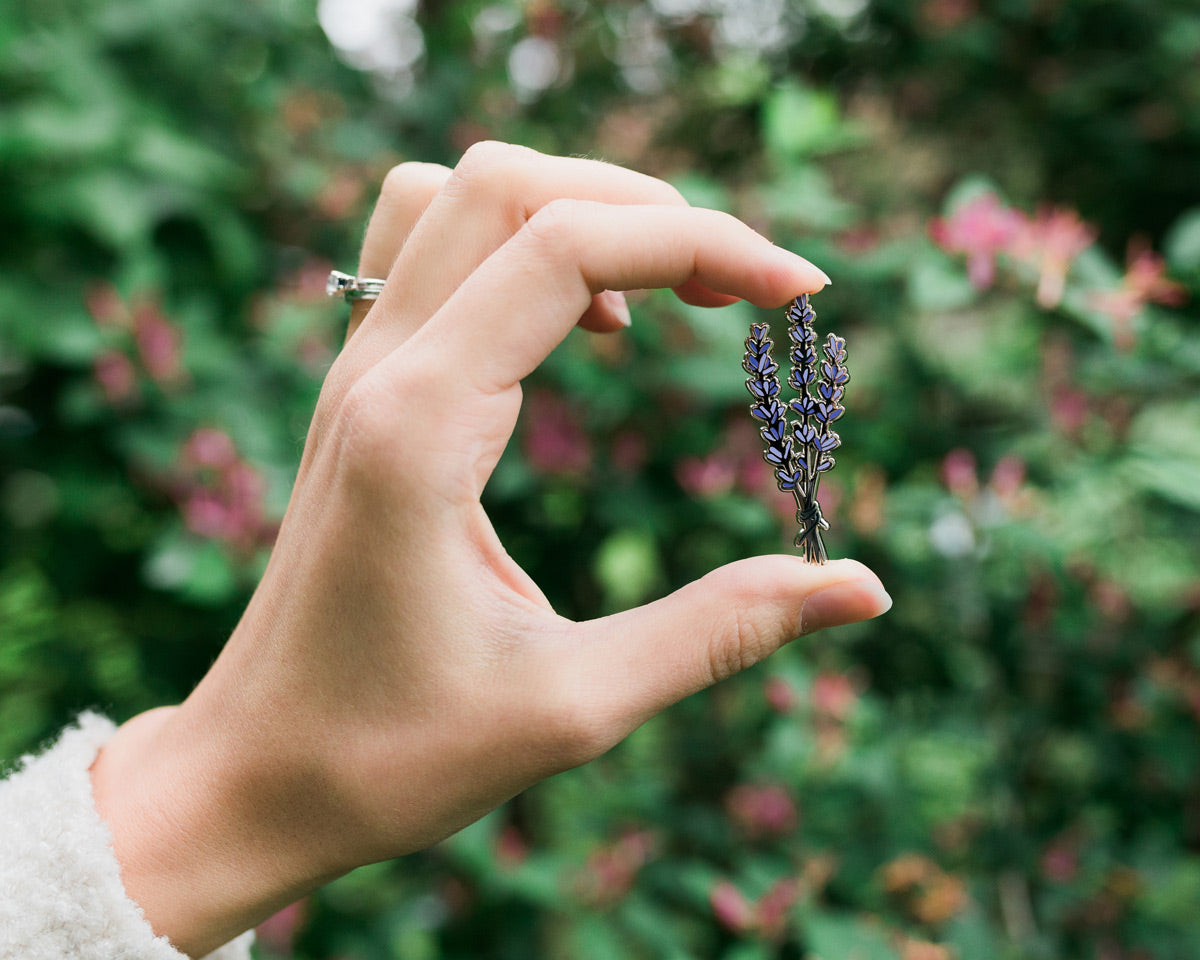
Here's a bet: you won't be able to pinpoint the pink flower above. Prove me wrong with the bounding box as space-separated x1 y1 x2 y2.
929 193 1024 289
920 0 977 31
1041 840 1078 884
735 448 771 495
93 351 137 405
710 881 756 934
757 878 801 940
523 391 592 477
764 676 799 714
726 784 798 837
1050 387 1089 435
710 877 801 941
1124 245 1187 307
133 302 183 383
988 455 1026 504
1088 289 1143 349
181 428 238 471
940 448 978 499
85 282 128 329
495 824 529 868
225 461 266 512
183 489 232 540
577 830 656 907
812 672 857 721
1011 207 1097 308
1089 244 1187 349
175 433 274 549
675 453 737 498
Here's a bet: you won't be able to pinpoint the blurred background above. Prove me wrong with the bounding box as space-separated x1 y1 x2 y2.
3 0 1200 957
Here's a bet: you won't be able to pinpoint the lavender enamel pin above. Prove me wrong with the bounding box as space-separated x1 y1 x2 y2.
743 294 849 564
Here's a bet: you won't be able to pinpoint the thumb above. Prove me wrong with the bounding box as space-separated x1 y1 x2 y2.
578 557 891 729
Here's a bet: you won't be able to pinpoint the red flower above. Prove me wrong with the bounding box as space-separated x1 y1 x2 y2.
176 430 274 549
709 877 801 940
812 672 858 721
1011 206 1097 308
93 351 137 405
85 282 128 329
988 455 1025 500
929 193 1024 290
940 448 978 500
675 453 737 498
1041 840 1079 884
1089 242 1187 349
183 489 231 540
523 390 592 477
495 824 529 868
710 881 756 934
764 676 799 714
181 428 239 471
1124 245 1187 307
726 784 798 837
133 302 184 384
577 829 656 907
756 878 801 940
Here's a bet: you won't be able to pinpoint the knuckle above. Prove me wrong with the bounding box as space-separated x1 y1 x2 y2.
523 198 583 254
707 608 761 685
379 161 437 205
332 364 427 486
335 374 394 463
706 207 745 232
532 672 614 770
545 707 611 770
660 180 689 207
449 140 534 200
703 572 793 684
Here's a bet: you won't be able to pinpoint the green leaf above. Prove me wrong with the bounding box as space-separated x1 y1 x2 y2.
907 252 978 312
941 176 1005 214
1143 859 1200 923
1165 207 1200 274
759 166 858 231
763 84 844 160
594 528 661 609
1123 400 1200 513
803 912 899 960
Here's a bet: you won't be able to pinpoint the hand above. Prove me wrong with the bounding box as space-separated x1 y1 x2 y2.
91 143 890 958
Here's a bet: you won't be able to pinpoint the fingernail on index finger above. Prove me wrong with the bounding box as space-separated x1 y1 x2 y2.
771 245 832 292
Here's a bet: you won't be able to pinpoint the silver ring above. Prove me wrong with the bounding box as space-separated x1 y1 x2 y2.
325 270 386 301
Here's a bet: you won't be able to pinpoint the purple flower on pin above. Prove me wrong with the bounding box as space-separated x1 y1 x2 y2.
743 295 849 563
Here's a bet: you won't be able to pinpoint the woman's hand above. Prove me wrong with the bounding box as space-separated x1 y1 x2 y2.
91 143 890 958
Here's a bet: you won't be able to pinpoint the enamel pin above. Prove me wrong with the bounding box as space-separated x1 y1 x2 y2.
743 294 849 563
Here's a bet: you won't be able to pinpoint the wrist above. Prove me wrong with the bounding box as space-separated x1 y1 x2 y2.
90 699 338 957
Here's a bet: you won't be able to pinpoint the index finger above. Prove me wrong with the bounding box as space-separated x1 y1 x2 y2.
397 199 829 394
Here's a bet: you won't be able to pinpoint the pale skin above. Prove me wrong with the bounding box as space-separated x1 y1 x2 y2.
89 142 892 958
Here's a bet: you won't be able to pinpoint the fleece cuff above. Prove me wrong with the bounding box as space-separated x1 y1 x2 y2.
0 712 254 960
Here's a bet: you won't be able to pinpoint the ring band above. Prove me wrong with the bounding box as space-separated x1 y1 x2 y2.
325 270 386 301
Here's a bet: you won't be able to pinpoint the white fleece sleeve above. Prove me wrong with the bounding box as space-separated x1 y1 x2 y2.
0 712 254 960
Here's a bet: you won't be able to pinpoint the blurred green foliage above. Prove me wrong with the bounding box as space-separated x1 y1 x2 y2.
3 0 1200 958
